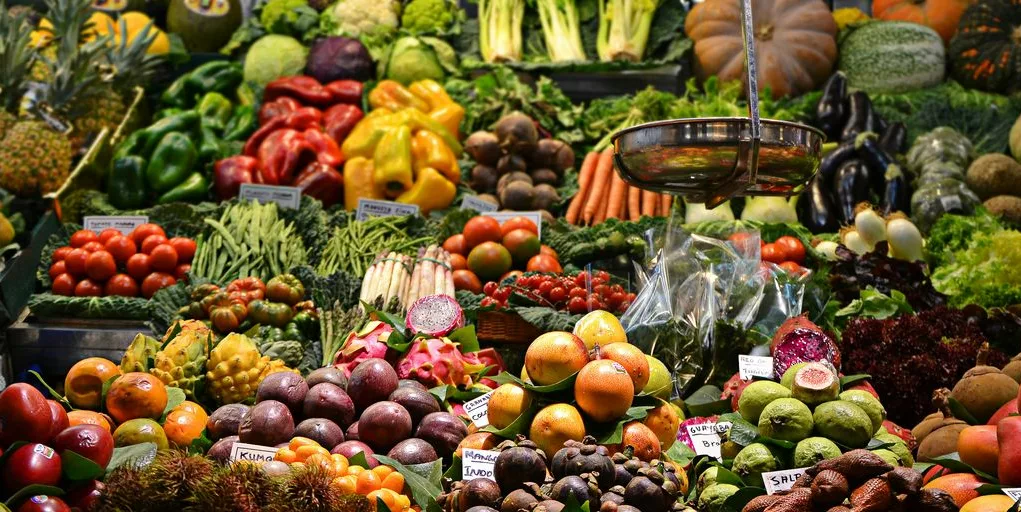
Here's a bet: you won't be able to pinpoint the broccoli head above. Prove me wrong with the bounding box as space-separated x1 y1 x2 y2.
259 0 318 36
400 0 455 34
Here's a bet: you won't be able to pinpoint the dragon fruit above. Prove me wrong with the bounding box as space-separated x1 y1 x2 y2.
396 337 486 387
406 295 464 337
720 372 753 412
882 420 917 450
333 321 395 377
770 316 841 378
472 347 506 389
677 415 720 452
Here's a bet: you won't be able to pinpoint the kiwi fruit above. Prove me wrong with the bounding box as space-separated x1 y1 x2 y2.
917 389 969 462
950 343 1019 423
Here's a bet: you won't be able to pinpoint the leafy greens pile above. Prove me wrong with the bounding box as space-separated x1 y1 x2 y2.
928 211 1021 309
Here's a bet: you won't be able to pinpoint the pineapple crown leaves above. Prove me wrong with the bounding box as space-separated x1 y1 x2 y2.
37 34 112 119
0 2 38 114
102 17 166 92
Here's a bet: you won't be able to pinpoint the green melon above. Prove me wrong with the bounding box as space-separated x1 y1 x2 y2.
837 21 946 94
167 0 242 53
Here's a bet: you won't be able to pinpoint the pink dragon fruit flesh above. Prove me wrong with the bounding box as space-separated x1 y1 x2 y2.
397 337 485 388
771 327 841 378
333 320 395 377
677 415 720 452
406 295 464 337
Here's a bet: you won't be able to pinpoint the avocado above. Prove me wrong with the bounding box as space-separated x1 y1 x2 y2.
167 0 242 53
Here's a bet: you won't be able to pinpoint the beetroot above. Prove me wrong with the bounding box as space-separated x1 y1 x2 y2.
396 338 485 387
676 415 718 452
771 317 841 378
406 295 464 337
333 321 395 377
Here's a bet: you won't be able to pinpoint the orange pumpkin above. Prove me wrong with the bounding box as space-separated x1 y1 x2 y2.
684 0 838 99
872 0 974 44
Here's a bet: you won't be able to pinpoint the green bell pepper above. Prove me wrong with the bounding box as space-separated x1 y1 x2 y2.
262 326 285 343
197 92 233 131
139 110 199 158
290 311 317 338
236 82 260 107
154 108 185 122
198 119 223 162
107 156 148 209
185 61 242 95
223 105 257 141
113 131 145 160
146 132 197 193
157 172 208 204
161 74 192 108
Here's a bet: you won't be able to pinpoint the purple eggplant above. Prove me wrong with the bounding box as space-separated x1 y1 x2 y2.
855 132 898 195
879 122 907 154
818 140 857 188
798 175 839 233
880 165 911 215
816 72 847 140
833 159 871 223
840 92 877 143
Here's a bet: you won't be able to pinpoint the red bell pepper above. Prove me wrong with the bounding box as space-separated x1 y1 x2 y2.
323 104 364 146
325 80 364 106
293 162 343 207
259 97 301 125
284 107 323 131
256 129 316 185
303 128 344 168
264 76 333 106
244 116 288 157
213 156 257 199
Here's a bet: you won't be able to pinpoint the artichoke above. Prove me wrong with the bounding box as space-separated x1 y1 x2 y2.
121 333 161 373
259 340 304 368
151 328 211 400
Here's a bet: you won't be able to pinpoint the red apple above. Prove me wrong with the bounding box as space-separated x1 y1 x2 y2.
46 401 69 443
3 443 62 491
0 384 52 446
17 496 71 512
64 480 103 511
53 425 114 468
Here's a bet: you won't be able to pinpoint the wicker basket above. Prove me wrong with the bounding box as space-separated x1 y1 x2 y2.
477 311 541 344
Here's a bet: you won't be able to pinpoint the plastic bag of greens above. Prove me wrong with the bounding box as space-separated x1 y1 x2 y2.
906 127 975 175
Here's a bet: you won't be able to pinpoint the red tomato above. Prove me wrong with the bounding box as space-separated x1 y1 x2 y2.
85 251 117 281
97 228 121 244
70 230 98 248
527 254 562 273
141 272 176 298
141 235 168 254
761 243 788 264
64 249 89 278
51 274 77 296
104 274 139 297
462 217 503 249
48 261 67 281
104 236 137 265
74 279 104 297
125 254 151 281
774 236 806 264
174 264 191 280
540 245 558 259
449 253 467 271
500 216 539 237
442 234 467 255
779 261 805 276
130 224 165 246
51 246 73 262
81 241 104 253
168 238 196 263
452 269 482 294
149 244 179 272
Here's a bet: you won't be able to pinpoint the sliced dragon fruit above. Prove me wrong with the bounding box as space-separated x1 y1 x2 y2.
396 337 485 387
333 321 395 377
769 315 821 352
406 294 464 337
771 319 841 378
677 415 720 452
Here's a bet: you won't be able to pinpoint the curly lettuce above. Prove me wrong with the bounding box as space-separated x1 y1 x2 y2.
931 228 1021 308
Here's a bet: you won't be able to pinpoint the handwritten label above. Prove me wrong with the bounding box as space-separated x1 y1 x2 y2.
239 183 301 210
762 468 809 494
356 199 420 221
739 355 774 380
685 422 732 459
83 216 149 235
463 391 494 428
461 195 499 213
229 442 278 464
1002 488 1021 502
462 448 499 481
482 211 543 238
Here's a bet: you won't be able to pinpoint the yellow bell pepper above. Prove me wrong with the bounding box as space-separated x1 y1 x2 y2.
343 157 382 210
411 130 459 184
409 79 454 110
397 167 456 214
341 109 397 159
369 80 430 113
373 125 414 198
428 103 465 141
394 109 462 156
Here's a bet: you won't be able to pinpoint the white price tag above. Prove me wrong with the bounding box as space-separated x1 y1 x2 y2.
239 184 302 209
461 195 499 213
762 468 808 494
461 448 499 481
356 199 420 221
686 422 732 460
83 216 149 235
939 195 963 212
463 391 494 428
482 211 543 238
229 442 278 464
1002 488 1021 502
739 355 774 380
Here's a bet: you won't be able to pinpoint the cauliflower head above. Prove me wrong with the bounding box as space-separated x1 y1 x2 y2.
322 0 400 38
401 0 455 34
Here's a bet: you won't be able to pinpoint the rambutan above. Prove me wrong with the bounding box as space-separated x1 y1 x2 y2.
140 450 216 511
93 465 149 512
188 463 280 512
273 465 345 512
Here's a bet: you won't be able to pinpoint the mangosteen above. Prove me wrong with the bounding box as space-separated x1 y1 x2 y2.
623 476 667 512
550 475 599 506
494 439 548 495
600 491 624 507
461 478 502 511
612 464 633 488
534 500 564 512
465 508 499 512
550 436 614 490
501 489 538 512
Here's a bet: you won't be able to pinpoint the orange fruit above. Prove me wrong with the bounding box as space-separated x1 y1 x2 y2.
333 475 358 494
164 409 205 448
574 360 634 422
924 473 985 507
487 384 533 430
643 401 680 450
372 465 394 479
598 343 650 390
105 372 168 423
172 401 208 423
381 471 405 493
67 410 113 432
455 432 500 457
958 425 1000 475
65 357 122 409
616 421 662 462
356 468 382 494
367 489 399 509
960 494 1014 512
289 437 322 450
529 403 586 456
296 445 330 462
275 448 298 464
524 331 589 385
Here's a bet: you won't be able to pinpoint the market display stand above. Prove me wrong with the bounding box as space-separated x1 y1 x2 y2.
4 316 143 385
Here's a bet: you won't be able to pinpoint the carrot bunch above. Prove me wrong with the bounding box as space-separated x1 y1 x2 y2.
565 147 673 226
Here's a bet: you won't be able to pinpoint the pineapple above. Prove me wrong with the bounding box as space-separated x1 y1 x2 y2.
151 328 211 400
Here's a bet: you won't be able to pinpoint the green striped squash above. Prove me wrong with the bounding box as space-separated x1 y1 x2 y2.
837 21 947 94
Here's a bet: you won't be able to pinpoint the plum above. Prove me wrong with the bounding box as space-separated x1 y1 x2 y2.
239 400 294 447
3 443 62 492
389 386 441 427
303 383 356 428
53 425 114 468
256 372 308 415
294 418 345 449
206 404 249 440
387 438 438 465
306 367 348 390
358 401 412 452
347 358 398 411
415 412 467 459
332 440 378 468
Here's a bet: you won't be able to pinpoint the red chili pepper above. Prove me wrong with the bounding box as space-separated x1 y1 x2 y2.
284 107 323 131
243 116 288 157
323 104 364 146
258 97 301 125
303 128 344 168
264 76 333 106
256 129 316 185
325 80 364 106
212 156 257 199
293 162 344 207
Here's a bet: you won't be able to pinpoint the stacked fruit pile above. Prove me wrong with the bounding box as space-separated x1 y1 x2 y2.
480 270 636 314
444 215 561 291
